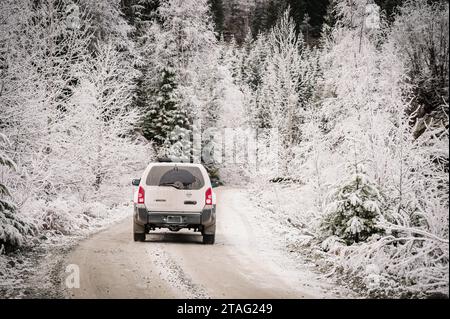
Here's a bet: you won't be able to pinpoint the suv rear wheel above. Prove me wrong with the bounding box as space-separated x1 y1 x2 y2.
134 233 146 242
202 234 215 245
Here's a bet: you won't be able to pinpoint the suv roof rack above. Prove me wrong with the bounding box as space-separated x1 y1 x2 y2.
157 157 173 163
157 157 193 163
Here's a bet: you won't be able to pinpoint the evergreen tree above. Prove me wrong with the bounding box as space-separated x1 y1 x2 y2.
251 0 284 36
209 0 225 37
141 69 190 148
321 164 384 245
121 0 161 32
387 0 449 138
0 134 33 252
298 0 329 38
256 10 319 176
242 32 269 93
136 0 220 164
222 36 243 84
374 0 405 19
249 0 330 41
222 0 255 43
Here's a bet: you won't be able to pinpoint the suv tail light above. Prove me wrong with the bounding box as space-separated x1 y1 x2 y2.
138 186 145 204
205 187 212 205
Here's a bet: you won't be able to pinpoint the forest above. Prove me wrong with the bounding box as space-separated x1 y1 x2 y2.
0 0 448 298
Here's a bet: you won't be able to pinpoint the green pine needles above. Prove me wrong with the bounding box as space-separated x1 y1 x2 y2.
321 164 384 245
0 134 34 252
141 69 191 148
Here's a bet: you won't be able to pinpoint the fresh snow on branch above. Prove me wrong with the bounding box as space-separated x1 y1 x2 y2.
0 0 447 298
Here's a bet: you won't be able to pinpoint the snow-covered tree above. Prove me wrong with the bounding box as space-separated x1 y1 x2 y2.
49 41 144 195
143 0 217 84
0 0 94 202
1 0 148 237
256 10 319 178
141 69 190 147
0 134 34 252
78 0 133 51
241 32 269 92
321 164 383 245
310 0 449 296
387 0 449 138
137 0 224 165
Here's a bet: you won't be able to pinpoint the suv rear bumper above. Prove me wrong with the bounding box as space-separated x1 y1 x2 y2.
133 204 216 231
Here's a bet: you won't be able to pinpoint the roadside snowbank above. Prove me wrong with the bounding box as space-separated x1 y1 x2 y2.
0 174 137 298
249 182 449 298
232 185 355 298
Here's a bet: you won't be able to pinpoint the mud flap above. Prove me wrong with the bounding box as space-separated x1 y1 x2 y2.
203 223 216 235
133 220 145 234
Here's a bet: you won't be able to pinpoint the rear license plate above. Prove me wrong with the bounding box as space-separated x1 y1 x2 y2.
167 216 182 223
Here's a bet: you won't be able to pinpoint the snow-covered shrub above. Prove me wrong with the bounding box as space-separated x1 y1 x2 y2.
329 224 448 297
27 195 129 237
0 0 149 241
0 208 34 253
364 112 449 297
320 164 384 245
309 1 448 296
0 134 34 252
39 198 90 235
320 235 346 252
388 0 449 138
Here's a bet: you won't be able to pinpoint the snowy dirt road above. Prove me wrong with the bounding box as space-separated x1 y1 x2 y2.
62 188 337 299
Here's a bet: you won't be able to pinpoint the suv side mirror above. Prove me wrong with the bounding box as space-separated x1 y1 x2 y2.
132 178 141 186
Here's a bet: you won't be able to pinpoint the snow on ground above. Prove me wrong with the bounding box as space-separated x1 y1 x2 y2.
0 206 132 298
248 180 449 298
246 182 359 297
0 173 137 299
1 182 354 299
228 186 356 298
62 186 342 299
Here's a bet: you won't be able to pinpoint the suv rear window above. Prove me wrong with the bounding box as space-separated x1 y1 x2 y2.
146 166 205 190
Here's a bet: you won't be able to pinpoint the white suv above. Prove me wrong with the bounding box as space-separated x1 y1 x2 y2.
132 161 218 244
